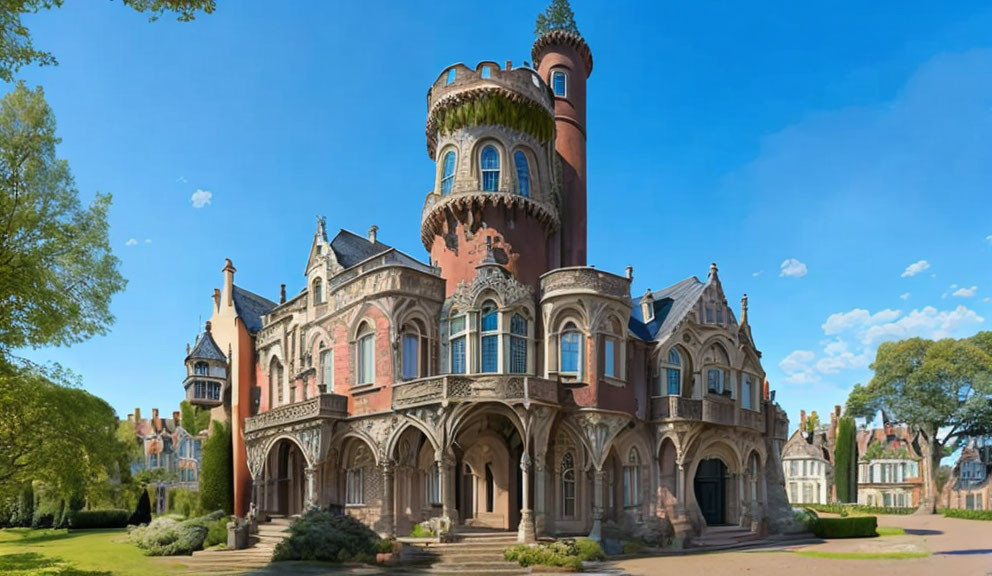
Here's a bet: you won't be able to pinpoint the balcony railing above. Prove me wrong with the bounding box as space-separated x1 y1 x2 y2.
392 374 558 409
650 395 764 431
244 393 348 433
650 396 702 420
739 408 765 432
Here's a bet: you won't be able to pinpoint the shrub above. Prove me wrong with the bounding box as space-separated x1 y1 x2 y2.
130 490 152 525
802 503 914 516
129 510 225 555
167 488 201 518
504 540 591 571
810 516 878 538
68 509 131 529
409 523 435 538
200 421 233 515
573 538 605 561
203 515 230 548
272 510 381 564
942 508 992 521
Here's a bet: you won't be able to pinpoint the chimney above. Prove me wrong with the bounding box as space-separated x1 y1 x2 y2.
800 410 807 430
205 320 212 334
173 411 180 425
127 414 134 423
152 408 160 431
505 60 512 70
624 266 633 280
280 284 287 304
368 225 378 244
134 407 141 422
212 288 221 312
740 294 749 325
222 259 236 307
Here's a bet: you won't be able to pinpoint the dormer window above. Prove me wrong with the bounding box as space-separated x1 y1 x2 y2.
552 70 567 97
641 301 654 322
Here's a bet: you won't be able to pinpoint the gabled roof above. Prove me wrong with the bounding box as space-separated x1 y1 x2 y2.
232 285 278 333
186 329 226 363
628 277 707 341
330 229 393 269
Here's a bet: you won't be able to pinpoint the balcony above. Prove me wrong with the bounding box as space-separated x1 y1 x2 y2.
392 374 558 410
650 394 765 431
183 375 225 408
244 393 348 434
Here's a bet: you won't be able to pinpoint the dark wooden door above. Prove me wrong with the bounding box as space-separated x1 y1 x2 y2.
694 458 726 525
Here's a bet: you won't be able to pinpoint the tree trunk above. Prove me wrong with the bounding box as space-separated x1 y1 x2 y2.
916 437 941 514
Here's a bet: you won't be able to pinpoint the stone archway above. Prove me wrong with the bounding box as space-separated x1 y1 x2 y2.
261 437 307 517
694 458 728 526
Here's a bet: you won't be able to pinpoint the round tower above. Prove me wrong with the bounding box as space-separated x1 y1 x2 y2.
421 61 560 296
532 29 592 267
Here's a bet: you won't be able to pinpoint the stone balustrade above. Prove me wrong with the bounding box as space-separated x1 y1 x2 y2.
392 374 558 409
650 394 766 432
244 393 348 433
540 267 631 302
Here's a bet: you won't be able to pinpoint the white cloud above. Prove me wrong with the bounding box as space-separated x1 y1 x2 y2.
779 350 819 384
986 234 992 244
191 189 212 208
984 297 991 303
779 258 808 278
178 176 188 184
953 285 978 298
822 308 900 335
901 260 930 277
900 292 911 300
752 271 763 278
862 305 984 346
144 238 152 244
125 238 138 246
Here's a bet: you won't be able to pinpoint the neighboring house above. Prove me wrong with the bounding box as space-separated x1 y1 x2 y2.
187 10 800 544
781 409 835 505
942 438 991 511
127 407 205 493
856 422 923 508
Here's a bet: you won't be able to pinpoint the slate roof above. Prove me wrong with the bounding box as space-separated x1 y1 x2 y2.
186 330 226 363
232 285 278 333
628 277 708 341
331 229 393 269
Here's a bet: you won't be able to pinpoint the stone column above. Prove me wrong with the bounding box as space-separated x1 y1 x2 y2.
534 454 547 536
381 461 395 538
588 468 606 541
675 462 686 517
304 466 317 510
517 453 535 542
440 456 458 525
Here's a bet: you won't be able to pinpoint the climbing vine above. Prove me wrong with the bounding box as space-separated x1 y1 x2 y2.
434 92 555 144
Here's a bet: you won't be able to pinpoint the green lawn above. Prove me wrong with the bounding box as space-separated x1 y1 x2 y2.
0 528 184 576
875 526 907 536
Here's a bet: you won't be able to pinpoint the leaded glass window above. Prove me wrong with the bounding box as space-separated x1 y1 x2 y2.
509 313 528 373
481 146 500 191
514 150 530 197
440 151 456 195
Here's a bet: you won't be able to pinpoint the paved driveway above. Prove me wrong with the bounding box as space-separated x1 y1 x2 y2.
613 514 992 576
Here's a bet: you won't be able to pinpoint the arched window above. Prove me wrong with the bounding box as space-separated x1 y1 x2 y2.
509 313 528 373
449 312 467 374
705 344 731 396
401 324 420 380
552 70 567 97
480 146 500 191
514 150 530 197
560 322 582 376
320 345 333 393
312 277 324 304
659 348 682 396
269 356 283 407
356 322 375 385
440 151 456 196
623 448 641 507
194 362 208 376
479 301 499 373
561 452 576 518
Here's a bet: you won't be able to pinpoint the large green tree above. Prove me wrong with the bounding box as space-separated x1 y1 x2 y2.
180 400 212 435
847 333 992 512
0 0 215 82
0 82 126 364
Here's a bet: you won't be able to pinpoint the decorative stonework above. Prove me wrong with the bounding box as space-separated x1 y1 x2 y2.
244 394 347 433
540 268 631 302
392 375 558 410
572 411 632 470
421 192 559 250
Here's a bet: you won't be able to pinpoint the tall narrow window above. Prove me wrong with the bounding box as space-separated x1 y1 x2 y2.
481 146 500 191
450 313 467 374
346 468 364 505
561 452 576 518
509 313 528 373
445 68 456 85
480 302 498 373
402 332 419 380
552 70 567 97
440 151 456 195
623 448 641 507
425 463 441 505
312 277 324 304
357 323 375 385
663 349 682 396
742 373 753 409
320 347 333 392
269 357 283 407
514 150 530 197
560 323 581 375
604 338 616 378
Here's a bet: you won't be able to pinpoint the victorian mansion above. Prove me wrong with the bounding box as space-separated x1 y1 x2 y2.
183 22 797 544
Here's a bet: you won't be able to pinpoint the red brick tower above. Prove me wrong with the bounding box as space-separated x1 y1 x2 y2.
533 30 592 267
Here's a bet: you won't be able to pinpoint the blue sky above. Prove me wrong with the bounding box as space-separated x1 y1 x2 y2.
11 1 992 429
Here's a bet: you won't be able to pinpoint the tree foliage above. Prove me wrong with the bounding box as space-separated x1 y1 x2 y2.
846 334 992 512
199 420 232 515
535 0 579 37
0 363 128 503
834 415 856 503
180 400 211 435
804 410 820 438
0 82 126 362
0 0 215 82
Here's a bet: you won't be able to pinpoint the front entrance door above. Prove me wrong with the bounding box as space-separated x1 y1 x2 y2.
694 458 727 525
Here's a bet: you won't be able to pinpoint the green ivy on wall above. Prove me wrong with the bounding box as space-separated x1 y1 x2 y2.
435 92 555 144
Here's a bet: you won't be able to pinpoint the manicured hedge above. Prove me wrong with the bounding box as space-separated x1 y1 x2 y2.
811 516 878 538
942 508 992 521
803 503 915 516
273 510 382 563
68 509 131 529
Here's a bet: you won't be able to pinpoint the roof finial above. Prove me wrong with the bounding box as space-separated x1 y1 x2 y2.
205 320 212 333
709 262 719 280
740 294 749 325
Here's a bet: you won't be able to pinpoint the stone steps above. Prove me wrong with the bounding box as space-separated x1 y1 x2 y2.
690 525 760 548
404 531 526 576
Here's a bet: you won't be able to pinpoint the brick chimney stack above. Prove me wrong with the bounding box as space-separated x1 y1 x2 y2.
222 259 236 307
280 284 286 304
173 411 181 425
368 225 378 244
134 407 141 422
800 410 807 431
